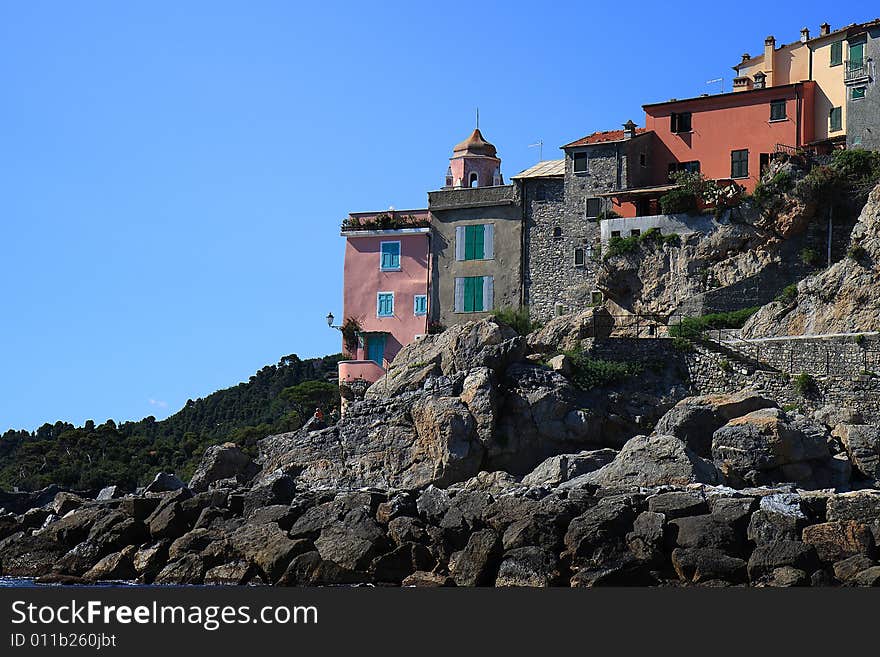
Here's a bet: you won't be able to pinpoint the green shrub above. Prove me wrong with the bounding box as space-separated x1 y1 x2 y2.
604 228 682 260
668 307 761 339
848 245 867 261
800 247 821 267
491 306 541 335
855 334 867 346
792 372 815 397
670 336 694 352
776 284 798 304
565 348 644 390
719 359 732 373
659 189 698 214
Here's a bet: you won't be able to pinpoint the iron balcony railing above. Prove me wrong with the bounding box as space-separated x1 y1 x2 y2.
844 59 871 83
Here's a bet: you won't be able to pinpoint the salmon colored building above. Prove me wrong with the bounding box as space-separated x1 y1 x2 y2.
337 210 431 386
642 81 816 194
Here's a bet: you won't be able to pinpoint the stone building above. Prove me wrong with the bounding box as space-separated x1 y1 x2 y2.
518 122 654 322
428 129 521 328
845 21 880 150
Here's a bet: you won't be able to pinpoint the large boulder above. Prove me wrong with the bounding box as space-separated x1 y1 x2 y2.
826 491 880 543
711 408 830 488
366 318 525 399
575 435 721 491
833 424 880 483
144 472 186 493
188 443 259 492
526 308 604 353
521 449 617 487
653 390 777 457
801 521 875 563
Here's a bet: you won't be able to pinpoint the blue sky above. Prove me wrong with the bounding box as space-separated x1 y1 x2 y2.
0 1 873 431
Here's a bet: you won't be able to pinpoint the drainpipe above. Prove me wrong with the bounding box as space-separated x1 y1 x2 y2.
424 230 431 334
795 85 802 147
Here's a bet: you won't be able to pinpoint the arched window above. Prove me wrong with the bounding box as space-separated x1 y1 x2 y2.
469 172 479 187
553 226 562 238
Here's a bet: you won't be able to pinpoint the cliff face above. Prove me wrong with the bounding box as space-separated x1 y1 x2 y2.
743 182 880 337
597 160 821 317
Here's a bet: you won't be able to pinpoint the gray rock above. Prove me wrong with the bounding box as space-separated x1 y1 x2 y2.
747 494 807 545
827 491 880 543
626 511 665 563
801 520 875 563
832 554 876 582
188 443 259 493
581 435 721 491
96 486 124 501
747 541 820 583
647 491 708 519
564 495 638 562
669 514 742 553
495 546 561 587
834 424 880 482
653 389 777 457
521 449 617 487
451 528 502 587
671 547 748 584
144 472 186 494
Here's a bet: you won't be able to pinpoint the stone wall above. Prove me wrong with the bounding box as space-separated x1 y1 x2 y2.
600 213 718 242
586 336 880 424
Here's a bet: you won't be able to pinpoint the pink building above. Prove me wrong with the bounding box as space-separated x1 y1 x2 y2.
338 209 431 386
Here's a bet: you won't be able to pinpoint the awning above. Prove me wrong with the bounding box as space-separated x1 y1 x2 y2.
597 183 680 199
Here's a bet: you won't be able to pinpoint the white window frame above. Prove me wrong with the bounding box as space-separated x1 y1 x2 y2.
379 241 402 271
413 294 427 316
376 291 394 317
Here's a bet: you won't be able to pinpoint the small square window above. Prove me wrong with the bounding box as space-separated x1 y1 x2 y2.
573 152 589 173
671 112 692 133
585 198 601 218
770 99 786 121
630 229 641 237
591 290 604 304
639 152 647 167
830 107 842 132
611 230 621 238
852 87 866 100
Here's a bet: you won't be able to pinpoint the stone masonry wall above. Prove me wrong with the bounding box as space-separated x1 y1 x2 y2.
587 337 880 424
846 26 880 151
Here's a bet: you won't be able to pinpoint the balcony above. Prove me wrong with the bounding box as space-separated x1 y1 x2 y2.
338 360 385 385
844 59 871 84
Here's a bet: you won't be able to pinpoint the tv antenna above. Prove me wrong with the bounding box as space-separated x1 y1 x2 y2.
528 139 544 162
706 77 724 93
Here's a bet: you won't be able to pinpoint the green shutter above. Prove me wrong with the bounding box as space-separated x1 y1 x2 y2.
463 277 474 312
830 107 842 132
831 41 842 66
473 225 484 259
473 276 483 311
464 225 475 260
849 41 864 66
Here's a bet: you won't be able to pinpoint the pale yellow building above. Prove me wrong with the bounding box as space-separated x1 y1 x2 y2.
732 21 877 146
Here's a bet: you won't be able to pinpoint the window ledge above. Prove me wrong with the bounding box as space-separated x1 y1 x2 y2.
380 267 402 272
769 118 788 123
730 175 750 180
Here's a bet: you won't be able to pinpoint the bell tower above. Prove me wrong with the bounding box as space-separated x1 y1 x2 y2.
443 127 503 189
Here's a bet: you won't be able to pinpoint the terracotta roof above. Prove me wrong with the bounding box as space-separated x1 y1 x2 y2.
511 159 565 179
562 128 648 149
452 128 498 157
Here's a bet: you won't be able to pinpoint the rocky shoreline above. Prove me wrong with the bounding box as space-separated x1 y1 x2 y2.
2 313 880 587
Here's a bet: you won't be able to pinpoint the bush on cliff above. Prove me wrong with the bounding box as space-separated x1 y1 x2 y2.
668 307 761 340
565 348 644 390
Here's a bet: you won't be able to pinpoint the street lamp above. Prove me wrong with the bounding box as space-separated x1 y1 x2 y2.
326 312 334 328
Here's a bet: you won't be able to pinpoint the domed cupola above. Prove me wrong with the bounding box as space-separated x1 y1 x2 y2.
444 127 503 189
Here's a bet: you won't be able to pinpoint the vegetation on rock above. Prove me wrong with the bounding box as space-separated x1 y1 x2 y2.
668 307 760 340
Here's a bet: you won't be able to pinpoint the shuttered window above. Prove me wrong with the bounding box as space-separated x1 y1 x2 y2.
830 107 842 132
454 276 493 313
830 41 843 66
585 198 601 218
413 295 427 316
730 149 749 179
455 224 494 261
770 100 786 121
380 241 401 270
671 112 692 133
377 292 394 317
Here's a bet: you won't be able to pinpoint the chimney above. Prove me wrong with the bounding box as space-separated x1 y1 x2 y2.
741 53 751 64
820 22 831 36
622 119 637 140
800 27 810 42
764 36 776 86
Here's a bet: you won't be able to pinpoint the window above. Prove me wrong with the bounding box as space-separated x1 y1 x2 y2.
849 40 865 66
573 152 589 173
670 112 692 133
585 198 601 218
831 40 843 66
591 290 604 304
611 230 621 238
630 229 641 237
377 292 394 317
380 241 401 271
668 161 700 180
574 247 585 266
469 172 479 187
770 99 786 121
731 149 749 179
454 276 493 313
413 294 427 316
639 152 647 167
455 224 494 261
852 86 866 100
830 107 842 132
553 226 562 238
